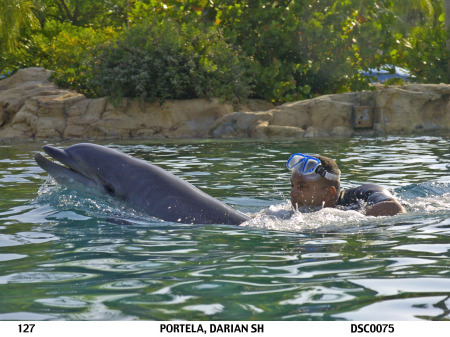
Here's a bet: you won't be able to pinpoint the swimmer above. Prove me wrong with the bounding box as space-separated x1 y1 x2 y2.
287 153 406 216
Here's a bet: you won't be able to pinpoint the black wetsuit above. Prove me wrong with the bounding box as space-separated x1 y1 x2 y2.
337 184 395 210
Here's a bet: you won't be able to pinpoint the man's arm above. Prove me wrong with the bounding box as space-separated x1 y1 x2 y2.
365 200 406 217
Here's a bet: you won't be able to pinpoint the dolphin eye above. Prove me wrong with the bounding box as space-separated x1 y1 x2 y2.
104 184 115 195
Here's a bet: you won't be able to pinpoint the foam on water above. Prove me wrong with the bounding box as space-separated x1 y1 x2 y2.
241 202 368 233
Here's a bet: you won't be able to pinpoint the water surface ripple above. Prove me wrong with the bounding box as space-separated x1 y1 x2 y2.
0 137 449 320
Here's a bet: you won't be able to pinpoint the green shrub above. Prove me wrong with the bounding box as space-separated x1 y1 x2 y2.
43 23 119 96
401 14 449 83
214 0 398 102
88 19 254 103
9 20 119 96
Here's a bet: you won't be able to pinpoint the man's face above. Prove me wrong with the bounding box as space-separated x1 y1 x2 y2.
290 172 329 210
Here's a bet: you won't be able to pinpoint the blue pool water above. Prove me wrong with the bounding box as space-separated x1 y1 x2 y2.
0 136 449 320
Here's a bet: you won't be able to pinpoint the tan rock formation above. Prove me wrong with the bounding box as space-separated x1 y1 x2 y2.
373 84 450 133
211 84 450 138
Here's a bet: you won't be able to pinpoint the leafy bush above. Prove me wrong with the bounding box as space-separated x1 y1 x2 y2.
401 9 449 83
9 20 119 96
88 19 254 103
212 0 399 101
41 22 118 96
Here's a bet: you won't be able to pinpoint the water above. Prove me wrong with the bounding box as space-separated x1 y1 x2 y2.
0 137 449 321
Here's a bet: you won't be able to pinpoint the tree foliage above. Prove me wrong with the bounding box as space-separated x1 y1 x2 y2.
34 0 129 27
214 0 400 100
399 0 449 83
0 0 39 52
0 0 448 102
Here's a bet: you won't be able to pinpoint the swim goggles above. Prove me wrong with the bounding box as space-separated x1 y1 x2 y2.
286 153 340 181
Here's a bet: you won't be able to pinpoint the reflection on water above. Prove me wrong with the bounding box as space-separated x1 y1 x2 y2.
0 136 449 321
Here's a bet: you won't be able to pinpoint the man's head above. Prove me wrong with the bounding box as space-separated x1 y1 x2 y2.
288 154 341 210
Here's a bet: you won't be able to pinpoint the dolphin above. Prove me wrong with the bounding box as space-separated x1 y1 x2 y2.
34 143 250 225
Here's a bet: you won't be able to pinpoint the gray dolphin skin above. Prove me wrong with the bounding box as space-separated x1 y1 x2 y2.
34 143 250 225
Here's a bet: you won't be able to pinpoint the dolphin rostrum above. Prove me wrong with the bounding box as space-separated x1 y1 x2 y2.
34 143 250 225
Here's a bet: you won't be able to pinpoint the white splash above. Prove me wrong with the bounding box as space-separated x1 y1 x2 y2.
241 202 368 233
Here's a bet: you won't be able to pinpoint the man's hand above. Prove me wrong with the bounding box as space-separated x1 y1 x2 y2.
365 200 406 216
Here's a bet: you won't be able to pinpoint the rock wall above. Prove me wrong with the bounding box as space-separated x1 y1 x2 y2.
210 84 450 138
0 67 449 141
